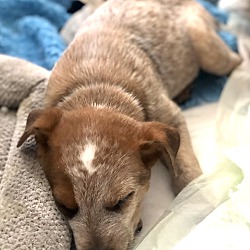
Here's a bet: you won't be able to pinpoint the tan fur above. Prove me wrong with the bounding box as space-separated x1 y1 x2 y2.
18 0 241 249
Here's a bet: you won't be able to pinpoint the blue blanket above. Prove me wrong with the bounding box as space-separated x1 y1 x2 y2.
0 0 70 69
0 0 237 108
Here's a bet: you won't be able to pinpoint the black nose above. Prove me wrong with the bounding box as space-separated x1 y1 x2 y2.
135 219 143 235
88 239 115 250
88 248 114 250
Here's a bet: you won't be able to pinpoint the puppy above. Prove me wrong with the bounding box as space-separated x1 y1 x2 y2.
18 0 241 249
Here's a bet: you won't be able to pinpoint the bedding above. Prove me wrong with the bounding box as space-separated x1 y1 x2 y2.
137 57 250 250
0 0 69 70
0 55 71 250
0 0 247 249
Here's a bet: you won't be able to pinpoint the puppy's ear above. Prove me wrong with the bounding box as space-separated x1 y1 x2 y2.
140 122 180 176
17 108 62 147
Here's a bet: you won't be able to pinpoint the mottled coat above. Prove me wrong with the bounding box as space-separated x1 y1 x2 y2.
19 1 241 249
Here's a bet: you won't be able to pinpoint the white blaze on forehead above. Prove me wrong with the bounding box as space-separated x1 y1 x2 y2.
80 143 97 175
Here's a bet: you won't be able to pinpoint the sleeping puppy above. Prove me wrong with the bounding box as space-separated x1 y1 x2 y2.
18 0 241 249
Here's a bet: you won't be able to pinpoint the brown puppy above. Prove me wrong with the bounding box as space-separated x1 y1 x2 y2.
18 0 241 249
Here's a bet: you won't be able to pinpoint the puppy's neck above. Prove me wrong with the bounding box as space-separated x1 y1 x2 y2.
58 83 145 121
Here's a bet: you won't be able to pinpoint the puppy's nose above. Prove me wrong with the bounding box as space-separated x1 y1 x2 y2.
88 241 114 250
135 219 143 235
88 248 114 250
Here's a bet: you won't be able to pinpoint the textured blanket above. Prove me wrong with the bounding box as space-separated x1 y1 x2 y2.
0 0 70 70
0 55 72 249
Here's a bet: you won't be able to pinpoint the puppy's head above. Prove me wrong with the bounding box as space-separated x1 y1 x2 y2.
18 107 180 250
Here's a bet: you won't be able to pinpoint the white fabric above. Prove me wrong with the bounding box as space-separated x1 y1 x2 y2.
136 59 250 250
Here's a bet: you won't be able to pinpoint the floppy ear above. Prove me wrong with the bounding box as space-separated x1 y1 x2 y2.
139 122 180 177
17 107 62 147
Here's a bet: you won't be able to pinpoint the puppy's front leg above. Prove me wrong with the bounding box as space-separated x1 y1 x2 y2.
148 94 202 194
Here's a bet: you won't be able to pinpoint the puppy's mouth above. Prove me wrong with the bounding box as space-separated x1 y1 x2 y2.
134 219 143 235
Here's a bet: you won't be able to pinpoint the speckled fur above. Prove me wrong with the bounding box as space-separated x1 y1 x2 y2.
19 1 241 249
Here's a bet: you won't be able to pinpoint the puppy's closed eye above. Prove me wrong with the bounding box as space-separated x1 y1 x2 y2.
55 201 79 219
106 191 135 213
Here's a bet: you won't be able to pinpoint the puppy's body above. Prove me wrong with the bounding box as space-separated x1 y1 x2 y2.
18 0 241 249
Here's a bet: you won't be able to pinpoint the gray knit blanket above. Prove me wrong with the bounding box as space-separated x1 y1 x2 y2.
0 55 71 250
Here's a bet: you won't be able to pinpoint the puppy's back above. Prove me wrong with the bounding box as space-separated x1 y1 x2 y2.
46 0 198 107
76 0 199 98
